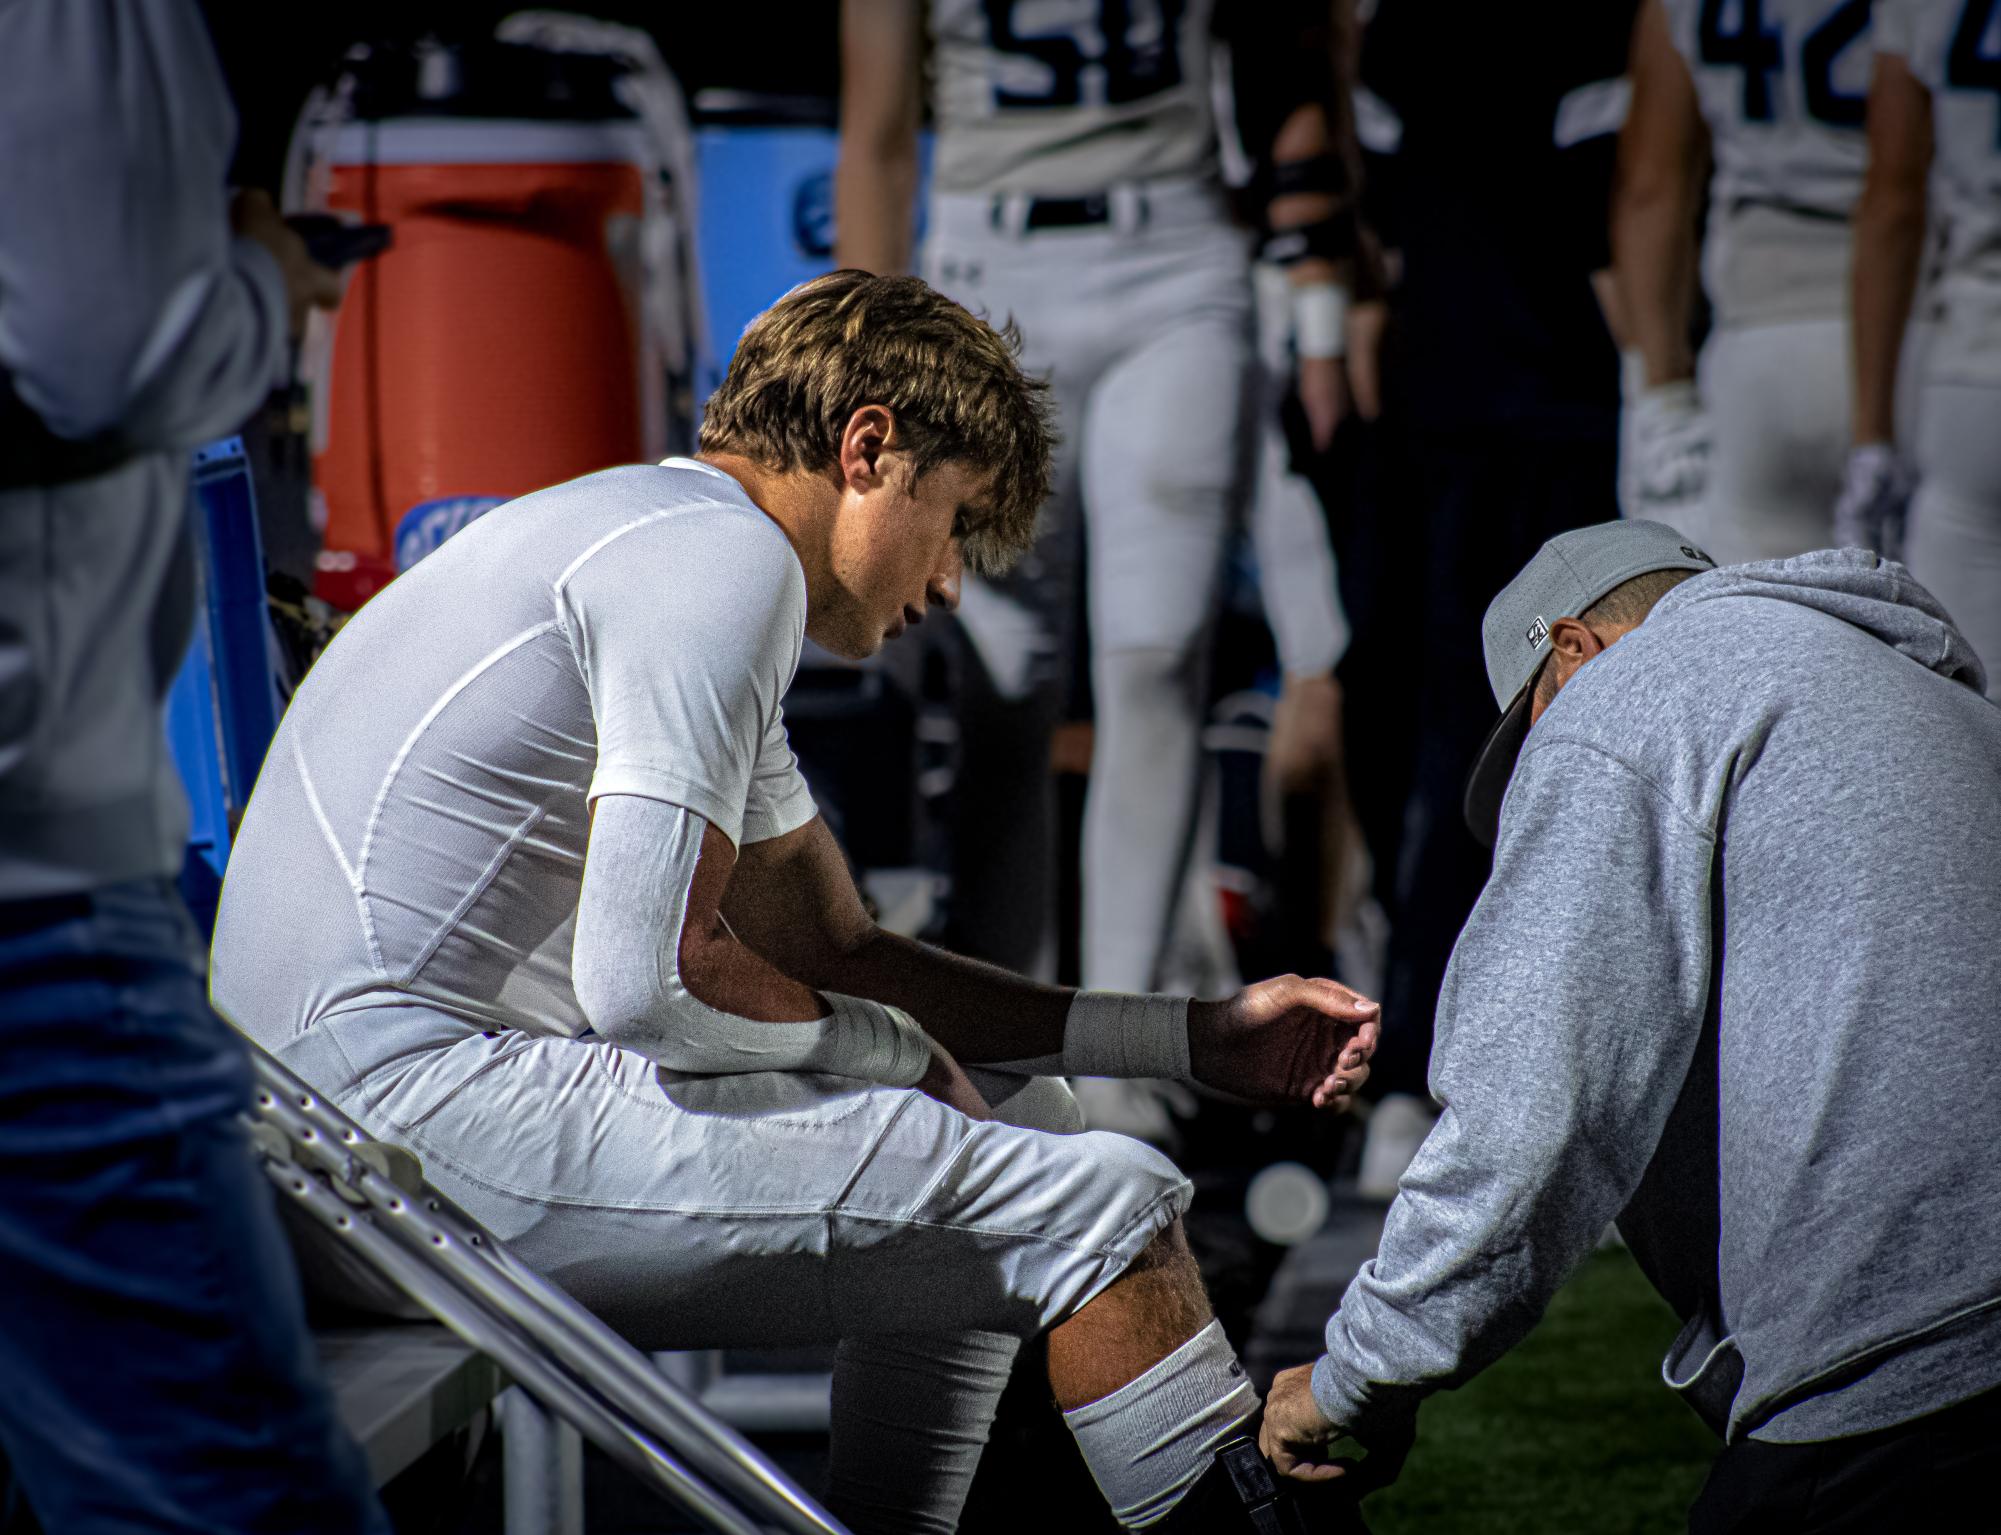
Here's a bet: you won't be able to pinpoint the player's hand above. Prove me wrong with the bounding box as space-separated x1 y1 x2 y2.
1346 301 1388 422
914 1040 992 1121
1260 1365 1348 1482
1627 380 1711 514
231 188 342 338
1187 974 1379 1110
1833 443 1915 561
1267 670 1342 797
1295 355 1348 452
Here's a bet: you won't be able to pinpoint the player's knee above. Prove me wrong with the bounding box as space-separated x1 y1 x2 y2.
1094 641 1204 712
967 1070 1085 1135
1085 1132 1194 1274
1075 1214 1211 1347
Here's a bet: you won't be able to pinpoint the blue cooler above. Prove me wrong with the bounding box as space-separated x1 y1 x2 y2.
692 93 930 401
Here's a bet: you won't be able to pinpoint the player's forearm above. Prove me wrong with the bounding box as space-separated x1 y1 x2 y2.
800 926 1074 1066
1267 103 1355 292
1612 0 1703 389
1611 180 1698 386
1849 185 1926 444
834 0 922 274
833 140 920 274
681 921 828 1023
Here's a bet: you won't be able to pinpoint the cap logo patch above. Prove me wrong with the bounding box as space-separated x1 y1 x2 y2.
1681 545 1713 565
1526 616 1549 651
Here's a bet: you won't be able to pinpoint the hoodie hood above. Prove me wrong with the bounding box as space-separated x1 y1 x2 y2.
1652 548 1988 694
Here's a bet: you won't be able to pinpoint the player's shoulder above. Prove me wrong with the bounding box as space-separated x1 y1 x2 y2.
551 460 803 603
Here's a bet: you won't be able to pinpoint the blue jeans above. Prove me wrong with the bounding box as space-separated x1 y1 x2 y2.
0 879 387 1535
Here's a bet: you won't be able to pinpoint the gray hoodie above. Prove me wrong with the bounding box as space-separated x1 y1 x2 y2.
1313 550 2001 1445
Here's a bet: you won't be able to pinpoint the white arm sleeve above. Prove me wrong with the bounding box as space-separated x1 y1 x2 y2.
572 794 931 1085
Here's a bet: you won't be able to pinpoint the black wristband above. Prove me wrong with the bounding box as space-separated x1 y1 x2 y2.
1268 153 1347 200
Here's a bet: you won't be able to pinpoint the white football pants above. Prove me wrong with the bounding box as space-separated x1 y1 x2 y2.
1691 317 1849 565
1907 380 2001 698
926 180 1256 992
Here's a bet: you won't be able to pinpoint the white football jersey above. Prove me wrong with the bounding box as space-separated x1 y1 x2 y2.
1665 0 1874 217
928 0 1219 195
1877 0 2001 292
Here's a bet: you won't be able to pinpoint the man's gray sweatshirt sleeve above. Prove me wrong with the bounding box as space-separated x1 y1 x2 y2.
1312 735 1716 1435
0 0 286 447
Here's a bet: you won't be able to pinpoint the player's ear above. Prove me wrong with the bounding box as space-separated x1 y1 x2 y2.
838 405 896 492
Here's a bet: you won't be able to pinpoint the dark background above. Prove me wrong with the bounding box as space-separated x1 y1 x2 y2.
199 1 843 187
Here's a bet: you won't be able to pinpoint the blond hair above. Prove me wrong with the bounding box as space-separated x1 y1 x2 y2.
698 270 1056 573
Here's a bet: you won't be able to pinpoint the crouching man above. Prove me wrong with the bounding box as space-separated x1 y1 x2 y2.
1260 522 2001 1531
211 271 1379 1533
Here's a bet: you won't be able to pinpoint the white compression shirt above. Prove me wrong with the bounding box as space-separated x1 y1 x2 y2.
212 459 822 1047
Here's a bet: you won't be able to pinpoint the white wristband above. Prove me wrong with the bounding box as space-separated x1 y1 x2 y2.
1291 282 1349 359
817 993 933 1087
1063 991 1192 1082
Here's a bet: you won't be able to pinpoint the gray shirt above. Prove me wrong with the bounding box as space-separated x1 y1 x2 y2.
0 0 287 898
1314 552 2001 1445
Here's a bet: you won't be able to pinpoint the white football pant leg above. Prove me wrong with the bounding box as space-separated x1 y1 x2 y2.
826 1071 1084 1535
1080 310 1253 992
1694 318 1849 564
924 221 1104 981
1906 380 2001 698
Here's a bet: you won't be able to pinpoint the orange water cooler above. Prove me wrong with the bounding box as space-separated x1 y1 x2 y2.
306 105 663 610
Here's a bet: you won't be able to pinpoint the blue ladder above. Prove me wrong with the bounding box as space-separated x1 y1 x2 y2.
164 437 282 930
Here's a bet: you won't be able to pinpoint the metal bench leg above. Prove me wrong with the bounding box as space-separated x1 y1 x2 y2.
502 1388 584 1535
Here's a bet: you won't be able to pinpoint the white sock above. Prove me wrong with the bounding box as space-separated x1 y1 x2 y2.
1062 1320 1261 1528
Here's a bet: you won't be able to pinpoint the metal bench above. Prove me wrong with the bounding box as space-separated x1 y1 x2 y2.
252 1046 848 1535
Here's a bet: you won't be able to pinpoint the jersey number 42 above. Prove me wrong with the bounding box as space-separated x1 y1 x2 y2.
1698 0 1872 126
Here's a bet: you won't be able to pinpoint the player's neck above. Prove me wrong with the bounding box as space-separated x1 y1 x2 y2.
696 451 837 611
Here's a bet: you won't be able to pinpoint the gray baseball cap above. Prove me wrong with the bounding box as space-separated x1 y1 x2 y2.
1463 519 1715 847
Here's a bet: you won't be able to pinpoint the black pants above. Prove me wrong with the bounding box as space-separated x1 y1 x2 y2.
1689 1384 2001 1534
1321 408 1619 1097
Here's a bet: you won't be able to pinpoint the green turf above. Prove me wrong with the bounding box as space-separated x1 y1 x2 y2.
1361 1248 1718 1535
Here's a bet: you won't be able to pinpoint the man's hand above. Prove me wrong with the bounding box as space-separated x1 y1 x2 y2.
1260 1363 1413 1488
1260 1364 1347 1482
1188 974 1379 1110
230 188 342 339
914 1040 992 1121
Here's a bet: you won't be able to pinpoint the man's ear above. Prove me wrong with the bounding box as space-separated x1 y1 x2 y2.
838 405 896 493
1545 615 1607 690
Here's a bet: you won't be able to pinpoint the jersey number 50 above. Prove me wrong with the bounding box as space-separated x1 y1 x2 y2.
983 0 1190 109
1698 0 1872 127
